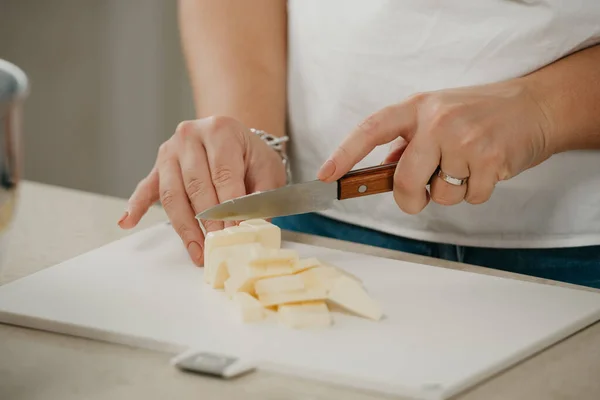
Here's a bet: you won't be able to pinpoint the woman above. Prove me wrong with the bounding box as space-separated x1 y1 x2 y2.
118 1 600 288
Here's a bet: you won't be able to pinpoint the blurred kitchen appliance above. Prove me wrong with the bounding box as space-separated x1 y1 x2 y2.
0 59 28 273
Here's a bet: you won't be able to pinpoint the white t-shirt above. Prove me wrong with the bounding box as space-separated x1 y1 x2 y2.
286 0 600 249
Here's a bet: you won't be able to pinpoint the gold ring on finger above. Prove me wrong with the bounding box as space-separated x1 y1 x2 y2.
437 167 469 186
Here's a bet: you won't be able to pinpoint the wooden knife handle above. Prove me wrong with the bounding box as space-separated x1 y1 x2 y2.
338 162 397 200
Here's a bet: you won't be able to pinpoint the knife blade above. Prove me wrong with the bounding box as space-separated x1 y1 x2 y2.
195 162 398 222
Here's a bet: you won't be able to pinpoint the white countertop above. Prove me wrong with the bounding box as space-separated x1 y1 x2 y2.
1 181 599 400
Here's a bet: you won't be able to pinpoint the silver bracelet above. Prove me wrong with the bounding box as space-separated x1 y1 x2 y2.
250 128 292 185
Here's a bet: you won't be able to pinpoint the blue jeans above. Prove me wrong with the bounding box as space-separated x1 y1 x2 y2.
272 213 600 289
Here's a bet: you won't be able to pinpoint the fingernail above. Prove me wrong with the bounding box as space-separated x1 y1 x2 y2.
188 241 203 266
117 211 129 226
317 160 336 180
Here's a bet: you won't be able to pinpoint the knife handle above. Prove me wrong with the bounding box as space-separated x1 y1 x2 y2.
338 162 397 200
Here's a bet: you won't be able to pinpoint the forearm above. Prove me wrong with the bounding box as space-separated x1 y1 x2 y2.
523 44 600 153
178 0 287 137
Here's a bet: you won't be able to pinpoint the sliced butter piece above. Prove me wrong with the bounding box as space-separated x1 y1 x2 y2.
327 275 383 321
258 288 327 307
278 301 332 329
225 263 296 297
224 274 254 297
233 292 266 323
298 266 347 291
321 262 363 285
243 246 299 266
203 230 231 282
292 257 322 274
203 226 259 265
205 243 263 288
255 275 305 295
240 219 281 249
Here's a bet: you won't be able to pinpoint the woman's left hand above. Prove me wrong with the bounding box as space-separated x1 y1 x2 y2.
317 80 555 214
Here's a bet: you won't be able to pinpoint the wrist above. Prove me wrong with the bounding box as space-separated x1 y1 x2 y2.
520 76 563 155
250 128 292 184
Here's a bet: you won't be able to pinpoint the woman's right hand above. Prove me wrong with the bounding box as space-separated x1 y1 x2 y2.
117 116 287 266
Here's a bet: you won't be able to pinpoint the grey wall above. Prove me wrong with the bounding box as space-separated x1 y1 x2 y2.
0 0 195 198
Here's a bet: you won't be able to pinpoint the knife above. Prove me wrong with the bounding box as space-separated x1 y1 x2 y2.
195 162 398 222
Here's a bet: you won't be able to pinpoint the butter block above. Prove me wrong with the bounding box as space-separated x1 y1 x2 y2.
224 275 252 297
321 262 363 285
258 288 327 307
224 262 296 298
233 292 266 323
298 266 345 291
278 301 332 329
327 276 383 321
233 245 298 267
255 275 305 295
203 226 259 266
292 257 322 274
205 243 263 288
207 254 229 289
240 219 281 249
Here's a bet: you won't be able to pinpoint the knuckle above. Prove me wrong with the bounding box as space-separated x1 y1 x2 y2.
184 177 209 200
174 222 194 244
333 145 351 165
423 92 446 114
458 126 484 150
480 147 504 167
160 188 176 209
205 115 237 134
157 142 171 157
203 219 222 232
175 120 196 140
357 113 381 142
429 105 462 134
408 91 430 106
211 165 234 188
128 197 146 211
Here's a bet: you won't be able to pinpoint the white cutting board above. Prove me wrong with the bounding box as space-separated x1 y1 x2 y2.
1 223 600 400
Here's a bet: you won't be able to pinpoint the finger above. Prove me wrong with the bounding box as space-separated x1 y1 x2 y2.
246 150 286 194
429 155 469 206
245 161 283 227
318 102 418 182
200 125 247 229
119 168 159 229
393 134 441 214
382 138 408 164
158 157 205 266
464 164 497 205
179 139 223 234
248 167 281 193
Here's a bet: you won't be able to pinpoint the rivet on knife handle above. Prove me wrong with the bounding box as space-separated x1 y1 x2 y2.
337 163 397 200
